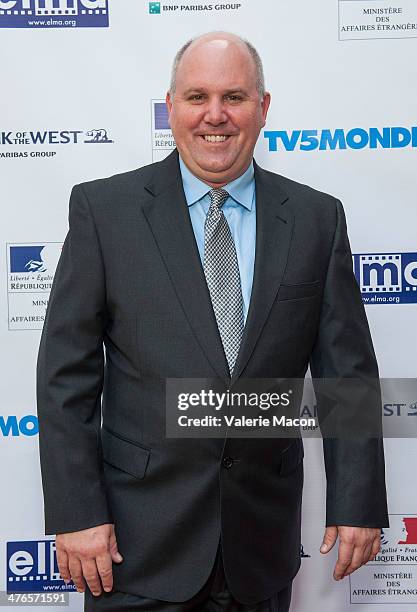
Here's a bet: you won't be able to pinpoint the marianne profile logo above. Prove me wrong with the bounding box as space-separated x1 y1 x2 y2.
350 515 417 604
7 243 62 331
9 244 60 276
381 517 417 547
0 0 109 29
151 99 175 161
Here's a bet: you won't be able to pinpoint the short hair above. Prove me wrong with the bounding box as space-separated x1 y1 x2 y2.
169 32 266 98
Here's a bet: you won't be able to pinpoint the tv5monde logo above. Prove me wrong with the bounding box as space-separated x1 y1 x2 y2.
7 540 75 592
0 0 109 28
353 252 417 304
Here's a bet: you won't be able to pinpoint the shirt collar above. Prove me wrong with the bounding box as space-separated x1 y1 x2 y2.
179 155 254 211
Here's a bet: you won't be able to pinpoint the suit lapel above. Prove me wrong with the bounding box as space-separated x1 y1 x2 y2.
141 150 230 383
231 161 294 385
140 150 294 386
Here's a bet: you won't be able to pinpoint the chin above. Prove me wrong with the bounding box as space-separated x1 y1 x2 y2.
198 158 236 174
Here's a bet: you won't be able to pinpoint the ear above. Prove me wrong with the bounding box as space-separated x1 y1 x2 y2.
260 92 271 126
166 91 173 114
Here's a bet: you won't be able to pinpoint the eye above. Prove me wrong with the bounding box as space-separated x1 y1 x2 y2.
188 94 205 102
225 94 243 102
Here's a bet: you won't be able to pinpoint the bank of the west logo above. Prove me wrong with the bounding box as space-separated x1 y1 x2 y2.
353 252 417 304
7 243 62 330
0 128 114 159
7 540 75 592
350 514 417 604
151 99 175 162
264 127 417 152
84 128 113 143
0 0 109 28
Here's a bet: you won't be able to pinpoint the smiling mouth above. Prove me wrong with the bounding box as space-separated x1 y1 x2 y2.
201 135 231 143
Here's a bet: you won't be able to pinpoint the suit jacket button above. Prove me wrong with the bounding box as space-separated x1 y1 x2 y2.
222 456 234 469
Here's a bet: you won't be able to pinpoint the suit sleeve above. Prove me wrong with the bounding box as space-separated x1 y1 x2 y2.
37 184 112 535
310 199 389 528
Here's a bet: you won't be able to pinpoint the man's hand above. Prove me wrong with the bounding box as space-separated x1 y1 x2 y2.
320 526 381 580
56 523 123 596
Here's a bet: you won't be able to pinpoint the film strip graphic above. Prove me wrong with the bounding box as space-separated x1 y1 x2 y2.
359 254 402 293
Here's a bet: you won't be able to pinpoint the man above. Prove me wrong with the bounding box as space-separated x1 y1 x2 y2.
37 32 388 611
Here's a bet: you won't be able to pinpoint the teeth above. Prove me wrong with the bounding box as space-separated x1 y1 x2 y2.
203 135 229 142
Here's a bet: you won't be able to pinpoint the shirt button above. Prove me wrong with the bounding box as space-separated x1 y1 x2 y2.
222 456 234 469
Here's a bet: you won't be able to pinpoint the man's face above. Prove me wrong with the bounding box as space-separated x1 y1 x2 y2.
166 37 271 187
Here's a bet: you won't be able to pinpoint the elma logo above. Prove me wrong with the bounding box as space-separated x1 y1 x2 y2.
353 252 417 304
0 0 109 29
264 126 417 152
7 540 75 592
0 415 38 436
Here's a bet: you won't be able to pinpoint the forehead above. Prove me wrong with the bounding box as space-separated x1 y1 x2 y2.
175 39 257 90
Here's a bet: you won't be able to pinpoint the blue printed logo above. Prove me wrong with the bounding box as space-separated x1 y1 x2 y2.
0 0 109 29
264 127 417 152
0 415 38 437
7 540 75 592
10 246 47 273
151 99 175 160
353 252 417 304
154 102 170 130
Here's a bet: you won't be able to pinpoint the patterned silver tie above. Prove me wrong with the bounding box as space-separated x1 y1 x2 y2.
203 188 244 375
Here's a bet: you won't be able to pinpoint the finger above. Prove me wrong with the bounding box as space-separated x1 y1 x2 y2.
362 541 374 566
81 558 102 597
344 544 367 577
321 526 338 554
56 548 70 583
334 539 354 580
369 535 381 560
109 528 123 563
96 552 114 593
68 557 85 593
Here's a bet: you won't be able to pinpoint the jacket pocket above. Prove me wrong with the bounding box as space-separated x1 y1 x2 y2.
277 280 320 302
279 439 304 476
101 426 150 479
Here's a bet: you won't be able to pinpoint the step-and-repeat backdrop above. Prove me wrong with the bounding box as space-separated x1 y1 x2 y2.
1 1 416 610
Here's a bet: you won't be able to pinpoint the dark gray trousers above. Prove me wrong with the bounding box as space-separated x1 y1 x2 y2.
84 540 292 612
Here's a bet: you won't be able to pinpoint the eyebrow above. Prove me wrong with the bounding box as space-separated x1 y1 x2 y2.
183 88 249 96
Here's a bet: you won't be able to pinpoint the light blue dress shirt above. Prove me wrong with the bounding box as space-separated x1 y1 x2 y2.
179 156 256 323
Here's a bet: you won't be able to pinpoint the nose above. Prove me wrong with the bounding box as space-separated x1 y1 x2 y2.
204 97 228 126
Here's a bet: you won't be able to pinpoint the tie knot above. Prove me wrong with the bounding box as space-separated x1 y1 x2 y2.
209 188 229 210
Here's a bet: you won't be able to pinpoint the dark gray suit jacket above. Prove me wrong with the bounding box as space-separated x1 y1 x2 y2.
37 149 388 604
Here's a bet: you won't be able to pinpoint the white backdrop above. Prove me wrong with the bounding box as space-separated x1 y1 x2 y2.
1 1 416 610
